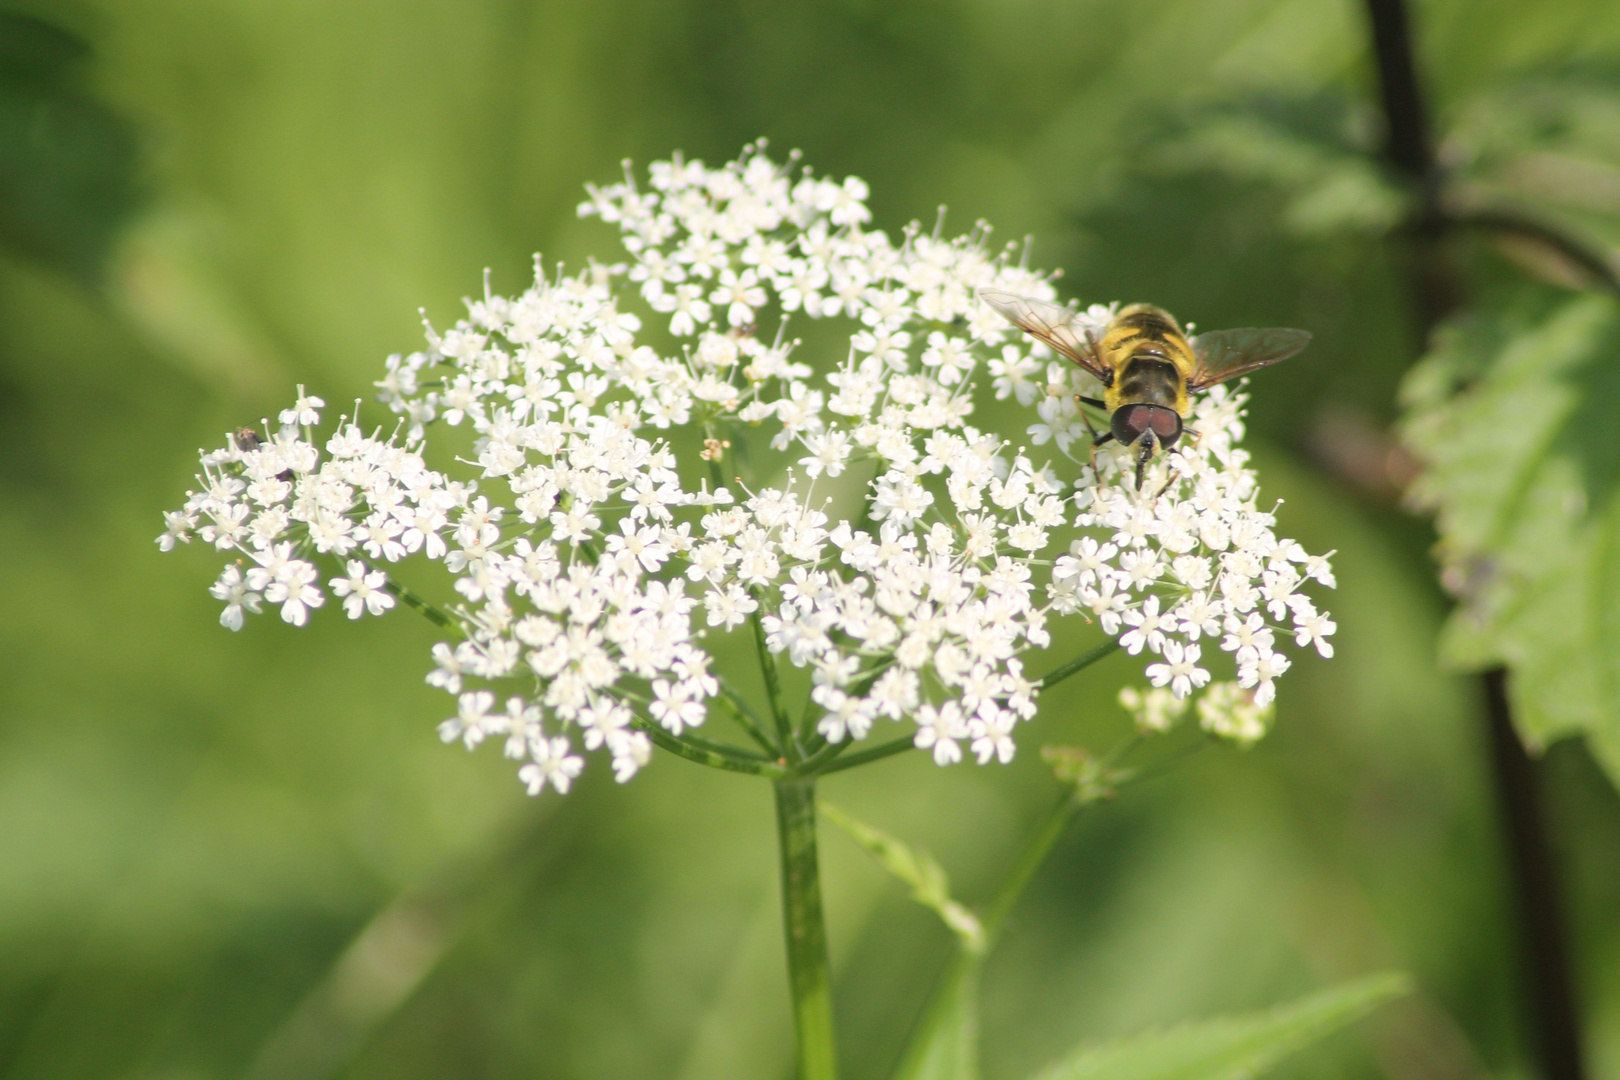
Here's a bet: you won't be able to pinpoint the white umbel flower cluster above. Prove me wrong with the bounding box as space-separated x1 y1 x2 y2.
159 142 1334 794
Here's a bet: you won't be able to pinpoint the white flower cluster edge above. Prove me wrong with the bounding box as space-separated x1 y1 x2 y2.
159 141 1335 794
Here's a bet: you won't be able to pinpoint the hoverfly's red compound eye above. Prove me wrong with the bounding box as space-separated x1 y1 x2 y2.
1110 404 1183 449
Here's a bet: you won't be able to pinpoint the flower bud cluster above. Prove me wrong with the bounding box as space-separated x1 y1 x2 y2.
160 142 1334 793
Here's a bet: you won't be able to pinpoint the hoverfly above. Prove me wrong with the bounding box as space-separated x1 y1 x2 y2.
980 291 1310 490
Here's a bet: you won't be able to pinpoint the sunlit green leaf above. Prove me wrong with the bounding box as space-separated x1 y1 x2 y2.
1401 293 1620 779
1026 972 1410 1080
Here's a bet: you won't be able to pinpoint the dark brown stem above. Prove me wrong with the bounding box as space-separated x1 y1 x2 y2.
1484 670 1587 1080
1364 0 1457 333
1365 0 1435 185
1363 3 1588 1078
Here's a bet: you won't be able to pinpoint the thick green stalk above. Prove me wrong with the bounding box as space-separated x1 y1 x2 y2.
775 777 839 1080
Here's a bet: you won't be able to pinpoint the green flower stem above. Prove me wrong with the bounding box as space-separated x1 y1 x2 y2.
774 777 839 1080
631 718 786 778
717 677 782 757
382 579 462 636
750 602 796 757
787 738 851 778
979 790 1087 949
1034 639 1120 690
678 730 778 763
815 734 916 776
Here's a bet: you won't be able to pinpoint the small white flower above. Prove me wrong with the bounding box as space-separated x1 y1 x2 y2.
914 702 968 765
969 709 1017 764
520 736 585 795
1144 640 1210 699
1291 602 1337 658
1237 650 1291 706
1119 595 1168 656
279 385 326 427
439 691 497 749
263 558 324 626
649 679 706 735
209 564 262 631
331 560 395 619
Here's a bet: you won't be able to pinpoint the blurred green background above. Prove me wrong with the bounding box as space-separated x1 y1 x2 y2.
4 1 1620 1078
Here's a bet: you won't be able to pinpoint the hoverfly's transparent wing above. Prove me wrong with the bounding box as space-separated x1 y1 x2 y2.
1187 326 1311 392
979 289 1109 380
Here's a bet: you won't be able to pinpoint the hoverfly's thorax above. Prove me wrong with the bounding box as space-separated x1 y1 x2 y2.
1104 305 1193 364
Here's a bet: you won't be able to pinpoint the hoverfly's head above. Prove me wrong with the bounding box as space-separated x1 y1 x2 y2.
1111 404 1183 492
1111 403 1183 450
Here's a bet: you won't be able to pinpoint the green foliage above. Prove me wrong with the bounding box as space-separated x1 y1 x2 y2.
0 12 141 283
1025 973 1410 1080
1401 294 1620 779
892 955 982 1080
1147 97 1405 240
821 802 983 951
1448 71 1620 258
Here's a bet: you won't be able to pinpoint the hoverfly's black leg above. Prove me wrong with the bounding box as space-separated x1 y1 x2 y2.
1077 404 1100 457
1089 429 1114 470
1153 469 1180 500
1084 423 1115 473
1077 395 1106 409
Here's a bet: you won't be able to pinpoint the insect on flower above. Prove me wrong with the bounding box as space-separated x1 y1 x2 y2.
980 292 1311 490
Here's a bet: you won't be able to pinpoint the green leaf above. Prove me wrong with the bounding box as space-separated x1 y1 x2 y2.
1026 972 1410 1080
1147 97 1405 239
891 954 981 1080
1400 293 1620 779
819 800 983 949
0 12 142 284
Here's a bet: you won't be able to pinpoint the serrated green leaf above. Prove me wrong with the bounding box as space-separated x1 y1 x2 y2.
820 800 983 949
1027 972 1410 1080
1400 294 1620 777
